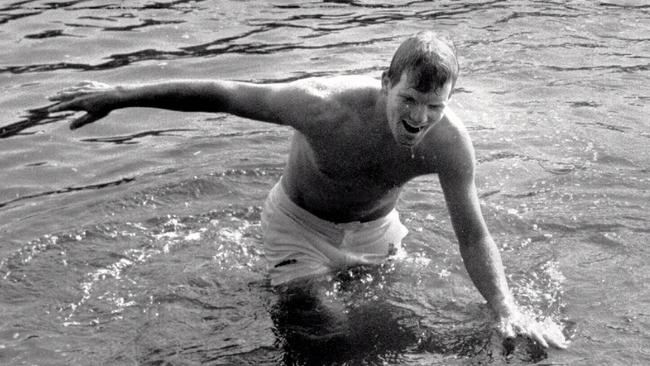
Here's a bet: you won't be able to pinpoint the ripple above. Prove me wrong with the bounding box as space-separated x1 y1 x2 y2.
544 63 650 73
0 177 136 209
66 18 185 32
24 29 81 39
80 128 197 145
494 10 583 25
477 150 586 175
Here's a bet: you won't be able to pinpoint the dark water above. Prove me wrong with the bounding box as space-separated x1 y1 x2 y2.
0 1 648 365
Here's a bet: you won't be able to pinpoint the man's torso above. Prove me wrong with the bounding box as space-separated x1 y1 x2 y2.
279 76 462 223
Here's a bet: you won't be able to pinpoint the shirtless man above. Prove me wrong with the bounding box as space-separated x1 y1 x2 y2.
47 31 567 349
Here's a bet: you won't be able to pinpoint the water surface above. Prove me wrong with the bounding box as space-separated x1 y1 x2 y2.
1 1 649 365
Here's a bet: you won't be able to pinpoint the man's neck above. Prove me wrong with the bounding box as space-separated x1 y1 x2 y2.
373 91 390 135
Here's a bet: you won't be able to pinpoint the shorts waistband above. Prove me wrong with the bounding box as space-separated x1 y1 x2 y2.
268 180 398 237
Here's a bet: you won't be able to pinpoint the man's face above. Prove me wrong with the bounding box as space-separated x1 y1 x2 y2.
383 71 452 147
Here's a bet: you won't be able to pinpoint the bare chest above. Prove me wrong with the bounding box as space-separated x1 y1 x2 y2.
283 127 438 222
307 127 428 189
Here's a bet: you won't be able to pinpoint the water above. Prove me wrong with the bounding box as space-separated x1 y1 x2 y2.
1 0 648 365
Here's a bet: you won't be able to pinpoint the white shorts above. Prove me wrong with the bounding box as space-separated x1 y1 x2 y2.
261 180 408 286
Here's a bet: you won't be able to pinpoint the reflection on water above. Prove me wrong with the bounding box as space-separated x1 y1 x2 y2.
273 272 420 365
0 0 649 365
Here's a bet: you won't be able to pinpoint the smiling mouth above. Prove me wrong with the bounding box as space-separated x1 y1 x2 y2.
402 120 423 134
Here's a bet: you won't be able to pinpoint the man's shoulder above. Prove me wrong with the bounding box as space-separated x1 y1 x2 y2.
439 107 468 135
425 108 471 149
421 108 475 174
301 75 380 115
292 75 380 101
299 74 379 88
273 75 379 132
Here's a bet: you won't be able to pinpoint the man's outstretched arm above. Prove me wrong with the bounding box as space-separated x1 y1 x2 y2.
437 138 568 349
46 79 335 130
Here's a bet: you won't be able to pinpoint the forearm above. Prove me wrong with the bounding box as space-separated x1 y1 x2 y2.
459 236 516 318
113 80 233 113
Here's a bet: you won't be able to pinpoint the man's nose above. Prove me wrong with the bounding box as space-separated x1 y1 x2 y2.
409 105 428 125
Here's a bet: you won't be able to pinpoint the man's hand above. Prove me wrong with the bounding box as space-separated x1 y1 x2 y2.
497 308 569 349
47 81 117 129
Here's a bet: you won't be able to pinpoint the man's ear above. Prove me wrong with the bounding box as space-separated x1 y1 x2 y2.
381 71 390 93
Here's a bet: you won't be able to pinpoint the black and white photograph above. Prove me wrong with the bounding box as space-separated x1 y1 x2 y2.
0 1 648 365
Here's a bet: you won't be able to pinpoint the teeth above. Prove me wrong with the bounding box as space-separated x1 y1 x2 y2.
402 120 421 133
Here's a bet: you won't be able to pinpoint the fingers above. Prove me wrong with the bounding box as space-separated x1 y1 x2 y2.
70 112 105 130
78 80 111 89
48 89 88 103
47 80 111 103
539 317 569 349
546 335 568 349
542 327 569 349
47 101 81 114
27 105 52 117
497 314 568 350
29 81 112 130
529 326 549 348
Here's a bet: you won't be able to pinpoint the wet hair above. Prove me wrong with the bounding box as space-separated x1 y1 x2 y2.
386 31 459 93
